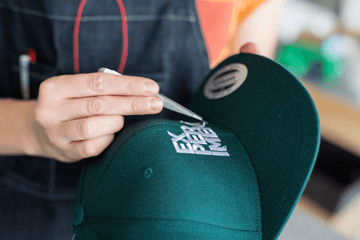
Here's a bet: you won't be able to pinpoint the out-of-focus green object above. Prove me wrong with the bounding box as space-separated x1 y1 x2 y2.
276 41 320 78
275 38 345 87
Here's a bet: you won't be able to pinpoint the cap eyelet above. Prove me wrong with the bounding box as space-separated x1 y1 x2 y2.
143 167 153 178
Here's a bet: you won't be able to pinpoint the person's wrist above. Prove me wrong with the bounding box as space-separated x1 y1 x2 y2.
20 100 44 157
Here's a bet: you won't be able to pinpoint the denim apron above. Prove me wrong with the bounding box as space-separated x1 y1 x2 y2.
0 0 209 239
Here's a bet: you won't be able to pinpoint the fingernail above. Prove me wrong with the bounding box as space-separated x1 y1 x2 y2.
149 97 163 112
145 81 159 95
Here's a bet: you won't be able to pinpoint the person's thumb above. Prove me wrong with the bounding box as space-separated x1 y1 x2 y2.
239 42 258 54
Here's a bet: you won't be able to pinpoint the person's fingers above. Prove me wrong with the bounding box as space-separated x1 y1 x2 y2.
66 134 115 160
239 42 258 54
39 72 159 100
56 95 163 121
58 115 124 143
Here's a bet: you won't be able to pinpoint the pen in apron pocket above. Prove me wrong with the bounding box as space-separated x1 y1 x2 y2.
19 54 30 100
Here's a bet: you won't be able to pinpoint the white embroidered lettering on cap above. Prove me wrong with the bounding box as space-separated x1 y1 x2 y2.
167 122 230 156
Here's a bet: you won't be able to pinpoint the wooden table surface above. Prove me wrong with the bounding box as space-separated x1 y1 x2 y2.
300 81 360 239
303 81 360 157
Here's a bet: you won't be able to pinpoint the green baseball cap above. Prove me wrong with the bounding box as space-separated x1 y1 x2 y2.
71 53 320 240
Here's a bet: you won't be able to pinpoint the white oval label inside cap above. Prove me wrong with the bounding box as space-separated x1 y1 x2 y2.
203 63 248 100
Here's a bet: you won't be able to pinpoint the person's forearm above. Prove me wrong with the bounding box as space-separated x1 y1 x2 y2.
0 99 38 156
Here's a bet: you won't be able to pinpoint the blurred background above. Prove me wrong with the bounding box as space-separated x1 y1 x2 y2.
275 0 360 239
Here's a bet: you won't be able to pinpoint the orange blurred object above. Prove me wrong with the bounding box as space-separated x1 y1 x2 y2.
196 0 268 67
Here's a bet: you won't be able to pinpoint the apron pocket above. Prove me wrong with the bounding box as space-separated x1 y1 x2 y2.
10 53 59 99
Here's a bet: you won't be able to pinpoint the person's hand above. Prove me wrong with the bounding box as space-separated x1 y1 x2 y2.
32 72 163 163
239 42 259 54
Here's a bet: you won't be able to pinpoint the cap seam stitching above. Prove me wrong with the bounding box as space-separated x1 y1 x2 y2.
82 223 261 239
84 215 258 229
84 210 255 227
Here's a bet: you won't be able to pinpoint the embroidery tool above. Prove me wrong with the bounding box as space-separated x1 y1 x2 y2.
98 67 203 121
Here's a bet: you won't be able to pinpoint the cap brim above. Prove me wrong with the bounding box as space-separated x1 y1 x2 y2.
190 53 321 240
